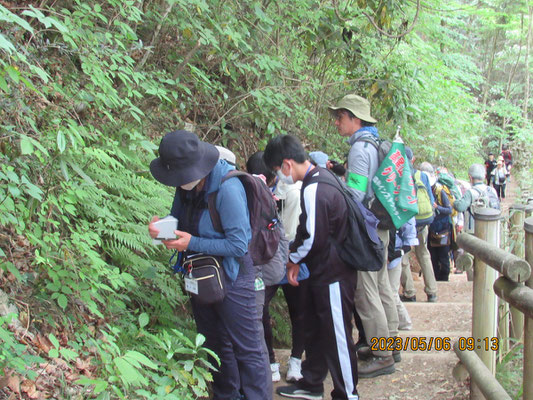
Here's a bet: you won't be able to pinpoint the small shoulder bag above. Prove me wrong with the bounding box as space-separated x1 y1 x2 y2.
181 253 226 305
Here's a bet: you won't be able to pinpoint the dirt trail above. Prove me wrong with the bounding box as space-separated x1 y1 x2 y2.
273 180 519 400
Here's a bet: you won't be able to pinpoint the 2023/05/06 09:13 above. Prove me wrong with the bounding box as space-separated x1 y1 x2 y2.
369 336 499 352
457 337 499 351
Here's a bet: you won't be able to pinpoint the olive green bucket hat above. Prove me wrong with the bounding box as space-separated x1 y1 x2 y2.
328 94 377 123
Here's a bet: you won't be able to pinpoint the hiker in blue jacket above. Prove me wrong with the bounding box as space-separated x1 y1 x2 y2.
148 130 269 400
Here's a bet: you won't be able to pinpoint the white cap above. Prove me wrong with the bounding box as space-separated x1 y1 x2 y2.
215 145 236 164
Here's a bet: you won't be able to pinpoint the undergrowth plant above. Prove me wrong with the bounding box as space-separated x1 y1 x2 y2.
1 1 211 397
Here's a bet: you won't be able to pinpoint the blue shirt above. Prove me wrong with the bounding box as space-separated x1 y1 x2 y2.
170 160 252 281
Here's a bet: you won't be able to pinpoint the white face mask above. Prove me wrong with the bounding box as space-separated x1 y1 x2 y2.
181 179 201 191
276 162 294 185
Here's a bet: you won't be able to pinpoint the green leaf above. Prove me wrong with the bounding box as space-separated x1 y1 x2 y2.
29 65 49 83
68 161 94 185
59 347 79 361
124 350 157 369
57 130 66 153
138 313 149 329
48 333 60 349
20 135 34 155
57 294 68 309
195 333 206 348
1 262 22 281
0 75 8 93
114 357 139 385
183 359 194 372
0 33 15 54
59 159 69 181
0 5 33 31
6 66 19 84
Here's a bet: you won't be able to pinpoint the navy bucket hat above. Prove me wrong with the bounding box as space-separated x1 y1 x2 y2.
150 130 219 187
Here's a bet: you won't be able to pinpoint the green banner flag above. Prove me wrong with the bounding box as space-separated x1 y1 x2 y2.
371 139 418 229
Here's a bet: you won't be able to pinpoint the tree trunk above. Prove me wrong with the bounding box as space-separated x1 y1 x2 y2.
503 14 524 132
481 30 500 116
523 6 532 125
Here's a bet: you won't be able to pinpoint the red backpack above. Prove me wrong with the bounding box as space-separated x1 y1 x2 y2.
208 170 281 265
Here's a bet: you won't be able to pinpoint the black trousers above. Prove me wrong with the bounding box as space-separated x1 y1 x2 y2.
428 242 451 281
296 280 359 400
263 280 308 363
493 183 506 199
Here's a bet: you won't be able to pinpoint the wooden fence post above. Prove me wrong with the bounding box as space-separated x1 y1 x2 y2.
526 204 533 219
472 208 501 400
525 216 533 400
510 205 526 341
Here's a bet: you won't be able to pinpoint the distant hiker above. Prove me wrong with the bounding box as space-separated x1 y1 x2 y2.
264 135 360 400
491 158 508 200
427 170 453 282
148 130 270 400
329 94 397 379
501 144 513 174
484 152 497 186
453 163 500 233
400 159 438 303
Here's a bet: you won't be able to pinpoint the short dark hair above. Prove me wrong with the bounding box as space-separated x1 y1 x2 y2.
263 135 307 170
361 119 376 127
339 109 375 126
246 151 276 185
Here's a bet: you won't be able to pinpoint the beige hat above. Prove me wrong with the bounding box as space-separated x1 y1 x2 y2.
328 94 377 123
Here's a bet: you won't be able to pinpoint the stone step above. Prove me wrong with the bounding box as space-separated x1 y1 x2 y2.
403 301 472 333
407 272 473 304
273 350 466 400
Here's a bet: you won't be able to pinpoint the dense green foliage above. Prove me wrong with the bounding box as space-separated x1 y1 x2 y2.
1 0 532 398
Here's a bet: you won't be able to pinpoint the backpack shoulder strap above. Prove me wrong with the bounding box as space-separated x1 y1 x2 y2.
208 170 246 233
356 136 379 150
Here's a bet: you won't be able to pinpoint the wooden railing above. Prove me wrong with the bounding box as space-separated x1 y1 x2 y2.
452 206 533 400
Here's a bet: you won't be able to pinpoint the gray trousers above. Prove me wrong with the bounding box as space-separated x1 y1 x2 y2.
388 260 412 330
400 225 437 297
354 228 399 357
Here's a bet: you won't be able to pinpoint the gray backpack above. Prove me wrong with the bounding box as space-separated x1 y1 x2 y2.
258 223 288 286
470 185 500 211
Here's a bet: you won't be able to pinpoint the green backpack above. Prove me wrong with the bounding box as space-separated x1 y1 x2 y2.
414 170 433 222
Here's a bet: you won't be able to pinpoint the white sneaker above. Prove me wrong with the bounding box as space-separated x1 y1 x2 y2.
271 362 280 382
286 357 303 382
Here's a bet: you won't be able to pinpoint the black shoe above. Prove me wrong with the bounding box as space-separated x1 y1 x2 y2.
392 349 401 363
276 384 324 400
357 346 372 361
400 294 416 302
427 294 437 302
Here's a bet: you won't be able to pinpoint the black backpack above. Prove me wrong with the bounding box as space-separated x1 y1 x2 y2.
311 169 384 272
356 136 395 230
208 170 281 266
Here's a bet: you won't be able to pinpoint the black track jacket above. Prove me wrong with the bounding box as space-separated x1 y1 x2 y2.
289 167 355 285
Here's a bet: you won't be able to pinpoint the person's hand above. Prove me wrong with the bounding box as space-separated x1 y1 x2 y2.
456 225 463 233
286 261 300 287
162 230 191 251
433 202 437 208
148 216 160 239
